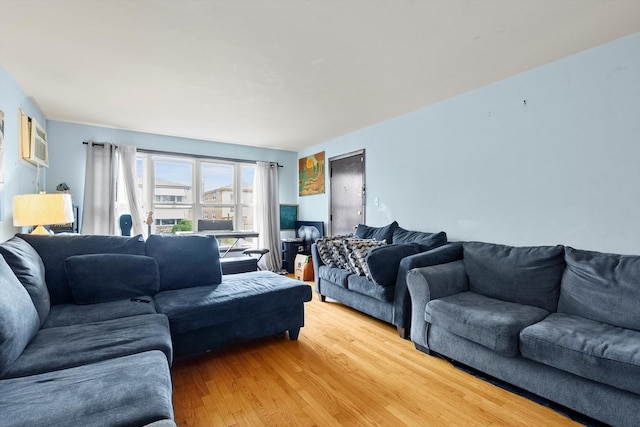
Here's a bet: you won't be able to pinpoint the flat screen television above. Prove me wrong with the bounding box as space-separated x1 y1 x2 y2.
294 220 325 254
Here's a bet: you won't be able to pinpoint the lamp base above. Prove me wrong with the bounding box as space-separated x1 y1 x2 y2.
30 225 52 235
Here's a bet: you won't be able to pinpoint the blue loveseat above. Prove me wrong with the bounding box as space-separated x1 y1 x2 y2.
407 241 640 426
0 233 311 426
311 221 449 337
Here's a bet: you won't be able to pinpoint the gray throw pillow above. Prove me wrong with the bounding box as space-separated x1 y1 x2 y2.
558 247 640 331
65 254 160 304
0 236 50 326
463 242 565 312
0 256 40 373
355 221 398 243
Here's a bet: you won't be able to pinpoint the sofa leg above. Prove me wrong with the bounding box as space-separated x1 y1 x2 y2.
289 328 301 340
317 293 326 302
396 326 407 339
414 343 430 355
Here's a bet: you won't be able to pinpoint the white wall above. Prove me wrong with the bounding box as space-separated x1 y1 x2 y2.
298 32 640 255
0 65 49 241
45 121 298 226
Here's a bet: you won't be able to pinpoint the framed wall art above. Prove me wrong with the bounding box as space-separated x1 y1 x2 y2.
298 151 325 196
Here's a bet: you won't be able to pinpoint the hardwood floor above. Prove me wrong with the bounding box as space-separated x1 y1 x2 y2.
171 282 579 426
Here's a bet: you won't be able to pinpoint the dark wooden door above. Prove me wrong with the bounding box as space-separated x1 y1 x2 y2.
329 150 365 236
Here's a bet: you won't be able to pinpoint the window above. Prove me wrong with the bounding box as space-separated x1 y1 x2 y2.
136 153 255 247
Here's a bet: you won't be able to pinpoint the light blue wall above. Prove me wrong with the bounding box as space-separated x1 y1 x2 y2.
0 64 48 241
45 121 298 222
298 32 640 255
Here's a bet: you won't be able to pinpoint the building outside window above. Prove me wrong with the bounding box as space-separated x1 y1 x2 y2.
136 153 256 248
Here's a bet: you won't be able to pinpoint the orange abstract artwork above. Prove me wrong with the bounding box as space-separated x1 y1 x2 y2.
298 151 325 196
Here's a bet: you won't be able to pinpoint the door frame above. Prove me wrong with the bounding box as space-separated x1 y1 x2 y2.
328 149 366 236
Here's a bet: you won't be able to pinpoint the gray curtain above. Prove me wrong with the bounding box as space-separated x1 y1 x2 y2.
254 161 282 271
117 145 145 237
81 142 117 235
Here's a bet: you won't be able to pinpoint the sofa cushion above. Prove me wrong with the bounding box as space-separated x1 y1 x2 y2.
463 242 565 312
366 243 419 287
0 314 172 379
65 254 160 304
318 265 351 288
0 236 50 325
18 233 146 305
0 257 40 373
558 247 640 331
347 274 395 302
392 227 448 251
355 221 398 243
426 291 549 357
0 350 174 427
146 234 222 291
154 271 311 334
43 297 157 328
520 312 640 395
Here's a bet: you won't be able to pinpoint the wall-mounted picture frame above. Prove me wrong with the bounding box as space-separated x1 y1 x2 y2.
299 151 325 196
280 204 298 230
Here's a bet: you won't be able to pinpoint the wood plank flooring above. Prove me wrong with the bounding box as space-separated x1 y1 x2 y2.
171 282 580 426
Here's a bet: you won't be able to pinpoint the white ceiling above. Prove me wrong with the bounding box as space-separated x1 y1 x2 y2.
1 1 639 151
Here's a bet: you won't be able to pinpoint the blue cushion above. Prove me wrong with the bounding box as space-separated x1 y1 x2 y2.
0 256 40 374
521 313 640 395
154 271 311 334
355 221 398 243
0 236 50 326
426 291 549 356
0 351 174 427
558 247 640 330
65 254 160 304
43 298 157 328
392 227 448 250
146 234 222 291
463 242 565 312
1 314 172 379
347 274 395 302
366 244 419 287
18 234 146 305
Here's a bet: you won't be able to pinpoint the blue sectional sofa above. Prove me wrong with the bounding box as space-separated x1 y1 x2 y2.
0 233 311 426
407 241 640 427
311 221 448 338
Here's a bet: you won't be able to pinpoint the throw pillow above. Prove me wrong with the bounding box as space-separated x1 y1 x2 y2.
0 256 40 373
558 247 640 331
463 242 565 312
343 238 387 277
146 234 222 291
315 236 338 267
0 236 50 326
355 221 398 243
65 254 160 304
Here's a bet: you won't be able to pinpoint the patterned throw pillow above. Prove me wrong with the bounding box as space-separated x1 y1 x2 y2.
343 238 387 277
316 234 353 268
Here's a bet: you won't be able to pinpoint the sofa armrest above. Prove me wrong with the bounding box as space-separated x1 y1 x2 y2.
392 242 463 334
406 260 468 348
310 243 324 293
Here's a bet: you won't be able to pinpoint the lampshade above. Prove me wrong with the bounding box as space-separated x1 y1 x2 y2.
13 192 74 235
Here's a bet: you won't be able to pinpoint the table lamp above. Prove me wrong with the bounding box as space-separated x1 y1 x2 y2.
13 192 74 235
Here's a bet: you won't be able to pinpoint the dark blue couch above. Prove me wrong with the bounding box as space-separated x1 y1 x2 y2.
311 221 449 338
0 233 311 426
407 241 640 426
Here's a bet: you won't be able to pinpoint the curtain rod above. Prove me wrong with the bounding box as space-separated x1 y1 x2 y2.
82 141 282 167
